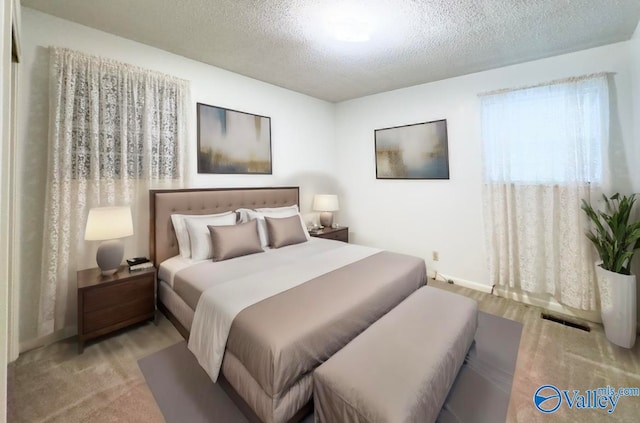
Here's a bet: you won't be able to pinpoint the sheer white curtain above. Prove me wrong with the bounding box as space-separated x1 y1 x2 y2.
38 47 190 337
480 75 609 310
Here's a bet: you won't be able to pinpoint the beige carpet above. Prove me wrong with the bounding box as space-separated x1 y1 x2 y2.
432 280 640 422
8 316 182 423
8 280 640 422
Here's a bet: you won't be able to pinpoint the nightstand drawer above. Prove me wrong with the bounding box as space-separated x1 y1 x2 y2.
313 228 348 242
83 276 154 311
77 266 157 353
323 230 348 242
83 296 155 333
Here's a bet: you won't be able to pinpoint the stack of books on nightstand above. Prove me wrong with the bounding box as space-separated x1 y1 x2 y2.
126 257 153 272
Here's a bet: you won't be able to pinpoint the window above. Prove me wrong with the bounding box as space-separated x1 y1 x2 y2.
481 76 608 185
479 74 609 310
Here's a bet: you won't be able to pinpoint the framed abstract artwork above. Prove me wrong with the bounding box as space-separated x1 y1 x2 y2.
374 119 449 179
197 103 272 174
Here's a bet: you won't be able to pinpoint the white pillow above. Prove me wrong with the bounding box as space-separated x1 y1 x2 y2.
236 205 298 224
235 208 253 224
255 205 299 213
171 211 235 258
184 213 237 260
245 207 310 248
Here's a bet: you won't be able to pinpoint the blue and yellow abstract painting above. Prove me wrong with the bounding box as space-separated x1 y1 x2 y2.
375 119 449 179
197 103 272 174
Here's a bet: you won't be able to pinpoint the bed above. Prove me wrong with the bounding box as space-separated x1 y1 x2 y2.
150 187 427 423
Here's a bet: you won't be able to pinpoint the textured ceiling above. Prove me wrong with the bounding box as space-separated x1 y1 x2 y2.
22 0 640 102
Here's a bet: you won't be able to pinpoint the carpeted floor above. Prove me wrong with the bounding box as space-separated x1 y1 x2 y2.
138 311 521 423
7 315 183 423
433 281 640 422
8 280 640 422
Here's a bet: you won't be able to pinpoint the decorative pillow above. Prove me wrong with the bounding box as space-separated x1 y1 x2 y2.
208 220 263 261
264 215 308 248
171 211 235 258
244 208 310 248
184 213 238 260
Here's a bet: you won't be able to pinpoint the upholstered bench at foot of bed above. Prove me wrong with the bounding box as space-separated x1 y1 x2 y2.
313 286 478 423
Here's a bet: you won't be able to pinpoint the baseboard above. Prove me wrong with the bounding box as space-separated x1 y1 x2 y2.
494 286 602 324
19 326 76 353
428 270 493 294
427 270 612 326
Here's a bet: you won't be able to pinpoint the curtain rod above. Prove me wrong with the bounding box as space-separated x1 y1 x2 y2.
478 72 612 97
50 46 190 85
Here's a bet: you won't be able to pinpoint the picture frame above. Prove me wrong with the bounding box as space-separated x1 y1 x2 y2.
197 103 272 174
374 119 449 180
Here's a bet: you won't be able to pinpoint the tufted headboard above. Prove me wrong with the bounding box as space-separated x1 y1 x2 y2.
150 187 300 265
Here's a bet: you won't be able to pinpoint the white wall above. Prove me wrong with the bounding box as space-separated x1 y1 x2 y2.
2 0 20 420
335 42 637 297
1 1 13 421
17 8 337 346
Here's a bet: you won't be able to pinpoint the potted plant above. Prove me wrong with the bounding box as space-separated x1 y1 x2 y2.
581 193 640 348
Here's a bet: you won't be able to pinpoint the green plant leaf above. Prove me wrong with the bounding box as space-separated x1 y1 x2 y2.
582 193 640 274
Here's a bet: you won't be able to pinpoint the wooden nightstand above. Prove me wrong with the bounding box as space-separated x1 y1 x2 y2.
77 265 156 353
309 226 349 243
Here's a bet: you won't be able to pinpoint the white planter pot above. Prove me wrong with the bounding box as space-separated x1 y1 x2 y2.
595 265 637 348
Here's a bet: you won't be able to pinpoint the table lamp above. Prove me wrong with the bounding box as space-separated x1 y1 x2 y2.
313 194 339 228
85 206 134 275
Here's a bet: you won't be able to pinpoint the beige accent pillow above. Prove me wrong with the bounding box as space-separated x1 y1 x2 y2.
264 215 308 248
244 208 310 248
208 220 263 261
184 213 238 260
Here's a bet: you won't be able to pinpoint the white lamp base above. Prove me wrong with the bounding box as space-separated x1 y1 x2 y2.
96 239 124 275
319 211 334 228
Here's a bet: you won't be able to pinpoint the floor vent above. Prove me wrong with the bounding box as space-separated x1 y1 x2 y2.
541 313 591 332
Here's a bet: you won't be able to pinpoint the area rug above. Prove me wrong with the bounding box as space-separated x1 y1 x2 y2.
139 311 522 423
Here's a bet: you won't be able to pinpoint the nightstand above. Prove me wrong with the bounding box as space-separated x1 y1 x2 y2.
309 226 349 243
77 265 156 353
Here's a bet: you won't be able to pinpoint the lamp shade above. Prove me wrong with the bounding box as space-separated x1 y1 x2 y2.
85 206 134 241
313 194 339 212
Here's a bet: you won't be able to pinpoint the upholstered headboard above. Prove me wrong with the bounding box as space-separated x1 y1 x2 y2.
150 187 300 265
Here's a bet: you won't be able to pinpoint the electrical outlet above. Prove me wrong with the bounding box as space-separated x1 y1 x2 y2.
432 251 439 261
